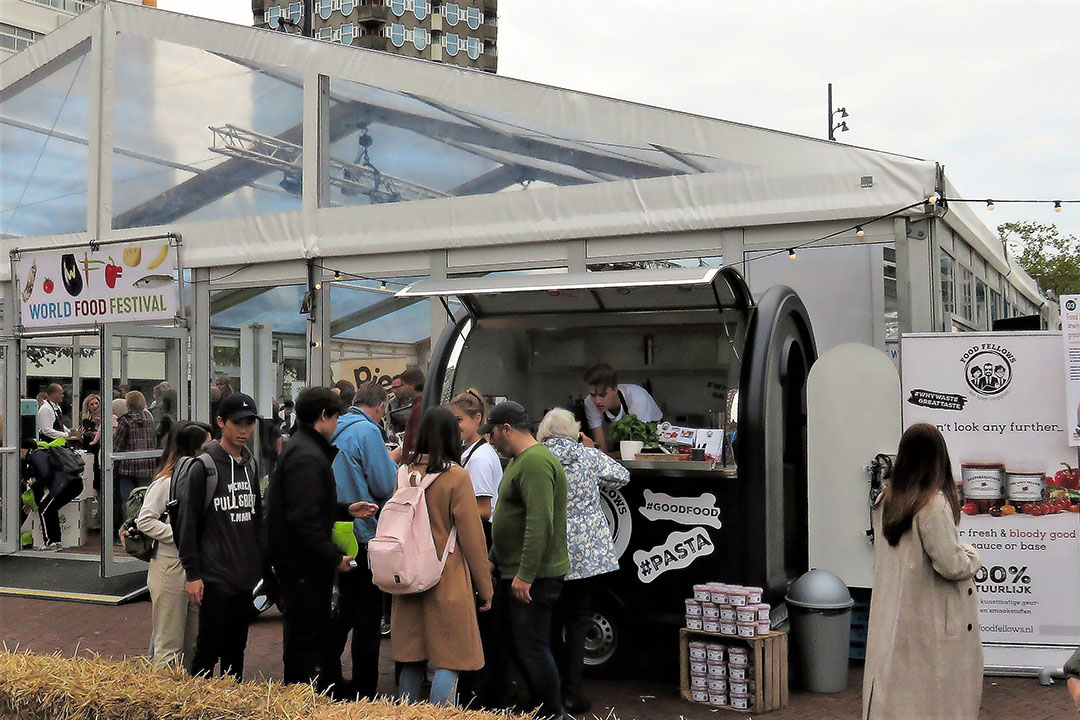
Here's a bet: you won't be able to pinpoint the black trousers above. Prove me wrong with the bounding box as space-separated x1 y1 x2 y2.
498 576 564 719
281 573 336 691
192 583 252 680
39 479 82 546
328 555 383 699
552 575 598 703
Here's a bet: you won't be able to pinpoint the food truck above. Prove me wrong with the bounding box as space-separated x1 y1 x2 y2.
398 267 817 671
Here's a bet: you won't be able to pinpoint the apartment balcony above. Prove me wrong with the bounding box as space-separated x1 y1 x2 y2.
355 35 392 51
355 4 390 24
477 52 496 73
478 21 496 42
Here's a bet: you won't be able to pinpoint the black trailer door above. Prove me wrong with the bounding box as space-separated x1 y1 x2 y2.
736 285 817 598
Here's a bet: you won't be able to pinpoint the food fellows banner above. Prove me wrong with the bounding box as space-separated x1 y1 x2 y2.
901 332 1080 649
13 241 178 328
1062 294 1080 447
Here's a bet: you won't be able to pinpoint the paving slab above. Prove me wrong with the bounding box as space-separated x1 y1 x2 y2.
0 596 1071 718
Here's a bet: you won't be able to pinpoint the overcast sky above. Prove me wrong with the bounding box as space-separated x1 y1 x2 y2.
159 0 1079 239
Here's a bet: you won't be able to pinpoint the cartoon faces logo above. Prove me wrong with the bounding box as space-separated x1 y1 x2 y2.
1067 299 1077 312
960 345 1014 397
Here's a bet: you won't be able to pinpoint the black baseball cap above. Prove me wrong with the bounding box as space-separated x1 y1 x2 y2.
478 401 529 434
217 392 258 422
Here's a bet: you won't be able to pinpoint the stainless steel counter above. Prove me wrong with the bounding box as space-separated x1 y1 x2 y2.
619 459 737 479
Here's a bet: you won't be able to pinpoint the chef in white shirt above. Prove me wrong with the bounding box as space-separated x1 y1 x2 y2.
583 363 662 450
37 383 82 442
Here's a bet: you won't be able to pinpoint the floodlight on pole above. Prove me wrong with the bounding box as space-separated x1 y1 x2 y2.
827 83 852 141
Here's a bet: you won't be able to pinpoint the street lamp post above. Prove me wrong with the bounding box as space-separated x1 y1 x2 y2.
827 83 850 141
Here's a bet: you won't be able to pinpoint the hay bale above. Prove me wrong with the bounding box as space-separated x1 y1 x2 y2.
0 649 529 720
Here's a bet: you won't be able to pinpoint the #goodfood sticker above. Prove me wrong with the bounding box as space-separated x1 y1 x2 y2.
639 490 723 529
633 527 715 583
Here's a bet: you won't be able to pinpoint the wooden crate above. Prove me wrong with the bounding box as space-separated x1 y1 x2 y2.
679 628 789 713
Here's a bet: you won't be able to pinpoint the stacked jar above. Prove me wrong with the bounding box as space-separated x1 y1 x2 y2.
728 646 755 710
705 642 728 707
688 640 709 703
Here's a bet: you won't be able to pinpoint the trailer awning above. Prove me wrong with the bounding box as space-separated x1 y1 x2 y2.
396 267 751 318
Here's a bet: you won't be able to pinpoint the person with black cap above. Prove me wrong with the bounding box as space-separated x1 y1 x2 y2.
482 401 570 720
177 392 265 680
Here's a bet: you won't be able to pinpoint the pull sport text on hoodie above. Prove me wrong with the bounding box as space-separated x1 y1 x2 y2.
177 440 264 595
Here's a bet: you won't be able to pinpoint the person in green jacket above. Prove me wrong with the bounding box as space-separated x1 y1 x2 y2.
483 401 569 720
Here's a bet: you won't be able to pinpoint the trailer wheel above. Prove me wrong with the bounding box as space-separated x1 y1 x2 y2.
583 597 626 674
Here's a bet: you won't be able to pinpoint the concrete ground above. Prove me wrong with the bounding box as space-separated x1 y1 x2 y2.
0 595 1071 719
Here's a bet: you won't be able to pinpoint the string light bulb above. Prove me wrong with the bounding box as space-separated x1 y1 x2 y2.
333 270 344 281
787 248 798 260
1054 201 1063 213
927 192 940 205
986 200 995 211
380 280 388 291
310 340 321 348
314 282 322 291
856 226 865 238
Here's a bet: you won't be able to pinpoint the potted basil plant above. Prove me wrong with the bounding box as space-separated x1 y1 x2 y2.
608 414 659 461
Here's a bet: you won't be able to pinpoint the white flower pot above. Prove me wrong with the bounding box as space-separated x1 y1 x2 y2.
620 440 645 460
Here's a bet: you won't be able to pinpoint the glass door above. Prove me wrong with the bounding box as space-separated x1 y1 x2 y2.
99 325 188 578
0 341 15 552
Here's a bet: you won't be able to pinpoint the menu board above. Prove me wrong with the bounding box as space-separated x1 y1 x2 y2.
901 332 1079 651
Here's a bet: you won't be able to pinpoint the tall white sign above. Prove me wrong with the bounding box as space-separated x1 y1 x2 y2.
901 332 1079 654
13 241 178 328
1062 294 1080 446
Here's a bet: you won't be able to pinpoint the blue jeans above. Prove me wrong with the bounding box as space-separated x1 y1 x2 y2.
500 576 565 719
398 662 459 706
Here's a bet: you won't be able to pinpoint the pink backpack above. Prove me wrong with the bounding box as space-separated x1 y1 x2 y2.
367 465 457 594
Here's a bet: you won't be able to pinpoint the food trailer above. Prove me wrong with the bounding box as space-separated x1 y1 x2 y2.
399 267 816 670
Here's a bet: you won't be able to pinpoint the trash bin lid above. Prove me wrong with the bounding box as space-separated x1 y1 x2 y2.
784 568 854 611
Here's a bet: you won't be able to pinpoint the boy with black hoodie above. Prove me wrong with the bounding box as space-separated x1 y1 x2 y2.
177 392 264 680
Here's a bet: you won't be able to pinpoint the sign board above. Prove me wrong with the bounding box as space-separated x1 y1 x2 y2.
901 332 1080 655
1061 294 1080 446
333 357 409 391
13 241 178 328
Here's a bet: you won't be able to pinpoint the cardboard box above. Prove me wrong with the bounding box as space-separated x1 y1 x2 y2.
22 498 89 549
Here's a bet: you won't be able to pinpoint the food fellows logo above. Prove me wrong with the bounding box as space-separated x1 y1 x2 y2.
638 490 723 530
600 488 632 559
961 344 1015 398
633 527 714 584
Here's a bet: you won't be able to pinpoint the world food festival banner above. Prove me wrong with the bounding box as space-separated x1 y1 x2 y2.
902 332 1080 649
14 242 177 328
1063 294 1080 447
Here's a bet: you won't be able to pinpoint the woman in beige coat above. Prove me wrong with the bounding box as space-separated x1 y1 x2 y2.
393 407 493 706
863 423 982 720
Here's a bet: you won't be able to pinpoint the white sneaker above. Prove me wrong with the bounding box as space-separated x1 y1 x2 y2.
43 541 63 551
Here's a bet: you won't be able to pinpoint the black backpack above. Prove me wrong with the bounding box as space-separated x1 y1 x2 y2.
167 453 218 549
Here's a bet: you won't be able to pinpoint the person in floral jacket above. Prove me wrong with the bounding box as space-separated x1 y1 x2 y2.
537 408 629 715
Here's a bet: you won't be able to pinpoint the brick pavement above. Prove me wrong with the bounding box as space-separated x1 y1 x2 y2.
0 596 1072 719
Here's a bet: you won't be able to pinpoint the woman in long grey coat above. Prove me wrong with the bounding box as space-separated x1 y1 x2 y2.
863 423 982 720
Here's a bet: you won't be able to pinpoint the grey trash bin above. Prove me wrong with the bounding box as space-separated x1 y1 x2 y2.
785 568 854 693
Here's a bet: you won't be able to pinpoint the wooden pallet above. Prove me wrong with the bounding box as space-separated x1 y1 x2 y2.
679 628 789 713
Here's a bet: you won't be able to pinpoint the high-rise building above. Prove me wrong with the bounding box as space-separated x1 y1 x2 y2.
252 0 497 73
0 0 143 57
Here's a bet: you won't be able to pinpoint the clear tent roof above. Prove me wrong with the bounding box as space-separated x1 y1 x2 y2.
0 2 1045 307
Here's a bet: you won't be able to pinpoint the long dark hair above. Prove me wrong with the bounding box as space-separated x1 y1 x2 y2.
156 420 213 477
408 406 462 474
882 423 961 546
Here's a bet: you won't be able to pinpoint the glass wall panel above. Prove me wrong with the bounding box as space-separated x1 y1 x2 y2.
112 36 304 229
328 277 431 395
322 75 724 209
0 47 92 237
940 250 955 316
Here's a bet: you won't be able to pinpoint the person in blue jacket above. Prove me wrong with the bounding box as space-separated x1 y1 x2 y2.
327 380 398 699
